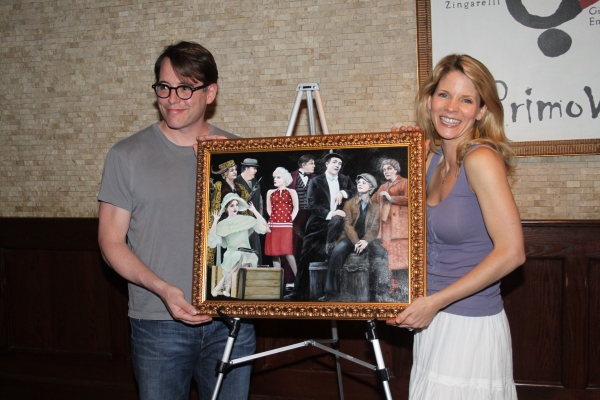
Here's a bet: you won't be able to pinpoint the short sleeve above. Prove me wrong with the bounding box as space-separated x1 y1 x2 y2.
98 147 133 212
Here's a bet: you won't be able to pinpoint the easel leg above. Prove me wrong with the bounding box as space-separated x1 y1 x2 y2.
211 310 241 400
314 89 330 135
331 320 345 400
285 89 305 137
366 320 394 400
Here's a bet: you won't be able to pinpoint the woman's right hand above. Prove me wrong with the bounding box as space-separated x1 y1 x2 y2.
210 210 221 230
391 125 420 133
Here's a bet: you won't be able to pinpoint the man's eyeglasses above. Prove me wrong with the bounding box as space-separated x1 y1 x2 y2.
152 83 210 100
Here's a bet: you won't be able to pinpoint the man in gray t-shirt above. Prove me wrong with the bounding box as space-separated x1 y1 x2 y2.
98 41 255 400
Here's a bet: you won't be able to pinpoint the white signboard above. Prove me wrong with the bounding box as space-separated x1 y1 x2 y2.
431 0 600 141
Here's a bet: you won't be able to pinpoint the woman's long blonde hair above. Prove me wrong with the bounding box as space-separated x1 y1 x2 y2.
416 54 514 170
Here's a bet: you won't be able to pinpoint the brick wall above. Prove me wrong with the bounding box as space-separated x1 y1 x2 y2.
0 0 597 219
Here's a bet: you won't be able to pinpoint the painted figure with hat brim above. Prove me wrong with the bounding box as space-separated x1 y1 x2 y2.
235 157 264 265
319 172 393 302
208 193 269 297
207 160 250 267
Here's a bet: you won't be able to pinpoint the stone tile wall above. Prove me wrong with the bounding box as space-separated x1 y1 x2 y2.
511 155 600 220
0 0 597 219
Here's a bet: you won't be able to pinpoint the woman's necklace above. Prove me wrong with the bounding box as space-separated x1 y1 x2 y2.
439 163 458 185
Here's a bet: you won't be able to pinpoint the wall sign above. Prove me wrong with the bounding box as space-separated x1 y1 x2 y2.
416 0 600 155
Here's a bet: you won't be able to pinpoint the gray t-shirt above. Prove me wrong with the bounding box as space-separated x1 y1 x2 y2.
98 123 237 320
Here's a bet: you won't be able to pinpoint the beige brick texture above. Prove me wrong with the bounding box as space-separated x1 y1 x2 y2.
0 0 598 219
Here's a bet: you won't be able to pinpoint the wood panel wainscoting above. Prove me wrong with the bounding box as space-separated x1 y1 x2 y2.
0 218 598 400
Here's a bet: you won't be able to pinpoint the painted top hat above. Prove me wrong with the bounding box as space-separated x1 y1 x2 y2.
323 151 344 163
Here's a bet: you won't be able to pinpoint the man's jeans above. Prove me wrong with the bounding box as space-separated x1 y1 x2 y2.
130 318 256 400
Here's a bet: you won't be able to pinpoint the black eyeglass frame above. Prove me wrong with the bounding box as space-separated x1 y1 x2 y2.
152 82 211 100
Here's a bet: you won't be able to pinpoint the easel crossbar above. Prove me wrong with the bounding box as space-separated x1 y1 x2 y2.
228 339 377 371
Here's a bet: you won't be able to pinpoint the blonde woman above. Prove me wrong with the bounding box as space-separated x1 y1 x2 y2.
388 54 525 399
264 167 299 276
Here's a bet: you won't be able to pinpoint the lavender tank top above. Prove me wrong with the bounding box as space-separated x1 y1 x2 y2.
426 146 503 317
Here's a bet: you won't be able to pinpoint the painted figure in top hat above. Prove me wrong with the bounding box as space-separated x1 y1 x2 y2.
285 151 356 300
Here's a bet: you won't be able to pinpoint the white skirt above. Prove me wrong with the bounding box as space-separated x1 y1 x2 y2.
409 310 517 400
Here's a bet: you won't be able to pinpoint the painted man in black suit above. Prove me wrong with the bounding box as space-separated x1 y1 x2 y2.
235 158 263 265
284 152 356 300
286 155 316 287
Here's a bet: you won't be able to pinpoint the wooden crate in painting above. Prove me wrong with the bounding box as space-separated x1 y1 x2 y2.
237 267 283 300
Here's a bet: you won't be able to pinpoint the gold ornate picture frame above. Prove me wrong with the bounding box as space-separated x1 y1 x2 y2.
193 131 425 319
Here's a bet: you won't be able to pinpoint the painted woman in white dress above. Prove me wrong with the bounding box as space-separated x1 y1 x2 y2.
208 193 269 297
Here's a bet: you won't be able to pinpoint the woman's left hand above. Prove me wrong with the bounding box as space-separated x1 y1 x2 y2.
386 295 440 330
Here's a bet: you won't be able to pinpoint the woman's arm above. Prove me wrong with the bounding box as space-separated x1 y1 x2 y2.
289 189 299 220
249 202 268 228
389 146 525 329
388 180 408 205
266 190 274 216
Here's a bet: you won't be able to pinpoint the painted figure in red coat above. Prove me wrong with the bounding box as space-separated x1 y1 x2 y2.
371 158 409 295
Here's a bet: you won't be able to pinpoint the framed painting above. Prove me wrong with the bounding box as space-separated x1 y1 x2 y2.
192 131 425 319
